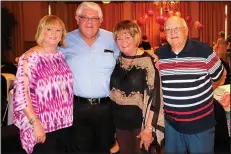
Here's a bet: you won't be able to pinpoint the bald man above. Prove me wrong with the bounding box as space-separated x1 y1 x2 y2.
155 16 227 153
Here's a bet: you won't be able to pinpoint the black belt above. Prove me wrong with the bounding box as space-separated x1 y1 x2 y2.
74 96 110 105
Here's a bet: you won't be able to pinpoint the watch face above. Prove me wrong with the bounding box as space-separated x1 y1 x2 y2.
146 126 153 131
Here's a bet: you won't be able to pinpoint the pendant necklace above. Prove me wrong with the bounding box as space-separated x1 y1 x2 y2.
122 49 138 79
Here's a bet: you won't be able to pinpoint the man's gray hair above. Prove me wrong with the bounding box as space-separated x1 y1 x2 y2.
76 2 103 18
164 16 188 29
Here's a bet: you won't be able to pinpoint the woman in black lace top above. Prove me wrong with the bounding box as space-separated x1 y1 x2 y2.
110 20 164 154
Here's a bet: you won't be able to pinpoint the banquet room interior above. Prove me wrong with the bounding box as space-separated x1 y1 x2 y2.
1 1 230 154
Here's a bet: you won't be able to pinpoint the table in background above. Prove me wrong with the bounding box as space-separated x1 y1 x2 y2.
1 73 15 99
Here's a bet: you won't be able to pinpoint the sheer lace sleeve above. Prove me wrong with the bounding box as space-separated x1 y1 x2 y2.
142 56 164 145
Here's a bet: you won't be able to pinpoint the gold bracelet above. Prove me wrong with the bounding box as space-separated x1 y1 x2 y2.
29 116 38 125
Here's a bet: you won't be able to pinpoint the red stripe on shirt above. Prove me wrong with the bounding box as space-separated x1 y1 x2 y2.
205 56 219 70
167 107 214 122
165 100 213 115
160 62 206 70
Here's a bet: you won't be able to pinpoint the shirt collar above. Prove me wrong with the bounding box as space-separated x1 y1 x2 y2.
76 28 101 40
166 39 191 55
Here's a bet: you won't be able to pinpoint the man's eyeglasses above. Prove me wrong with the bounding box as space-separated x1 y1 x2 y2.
78 16 101 23
164 27 186 34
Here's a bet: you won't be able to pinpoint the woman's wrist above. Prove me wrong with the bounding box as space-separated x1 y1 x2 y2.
29 115 38 125
145 126 154 132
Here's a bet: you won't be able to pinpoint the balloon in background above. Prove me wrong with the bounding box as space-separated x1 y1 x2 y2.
160 32 166 40
156 16 166 25
137 18 145 26
164 16 167 22
144 13 149 20
175 11 181 17
147 10 153 17
156 16 161 24
160 32 167 43
187 20 194 30
194 21 200 28
168 10 174 17
159 25 165 32
185 16 192 23
197 24 203 31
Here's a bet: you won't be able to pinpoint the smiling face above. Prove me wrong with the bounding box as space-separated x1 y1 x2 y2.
35 15 66 48
113 20 141 56
42 23 63 47
76 7 102 41
164 16 188 52
116 31 137 56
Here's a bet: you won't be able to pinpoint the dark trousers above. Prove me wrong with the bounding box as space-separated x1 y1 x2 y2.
116 128 144 154
2 124 25 154
32 127 69 154
214 99 230 153
67 98 114 153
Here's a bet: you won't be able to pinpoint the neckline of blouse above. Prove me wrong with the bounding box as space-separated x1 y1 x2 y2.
121 52 144 59
36 50 61 56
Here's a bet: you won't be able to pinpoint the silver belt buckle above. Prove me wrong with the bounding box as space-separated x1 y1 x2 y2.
88 98 99 105
87 98 93 105
87 98 102 105
92 98 96 105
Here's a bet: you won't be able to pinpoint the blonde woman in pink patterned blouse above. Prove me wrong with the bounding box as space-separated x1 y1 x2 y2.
13 15 74 154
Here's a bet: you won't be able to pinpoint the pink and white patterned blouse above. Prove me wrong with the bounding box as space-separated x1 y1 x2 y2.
13 50 74 154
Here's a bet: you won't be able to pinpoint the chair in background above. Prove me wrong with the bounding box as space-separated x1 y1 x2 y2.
1 75 8 127
1 62 17 75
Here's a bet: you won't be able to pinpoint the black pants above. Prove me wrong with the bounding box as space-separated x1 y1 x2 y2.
213 99 230 153
32 127 69 154
67 98 114 153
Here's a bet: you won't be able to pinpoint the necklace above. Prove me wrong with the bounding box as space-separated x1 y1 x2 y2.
121 50 137 71
121 49 138 77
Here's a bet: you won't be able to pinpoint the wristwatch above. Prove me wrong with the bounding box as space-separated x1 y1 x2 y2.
145 126 154 131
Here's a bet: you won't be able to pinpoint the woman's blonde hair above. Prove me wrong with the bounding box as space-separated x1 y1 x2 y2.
113 20 141 46
35 15 66 47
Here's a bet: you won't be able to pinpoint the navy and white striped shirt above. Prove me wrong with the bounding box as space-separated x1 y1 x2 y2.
156 39 224 134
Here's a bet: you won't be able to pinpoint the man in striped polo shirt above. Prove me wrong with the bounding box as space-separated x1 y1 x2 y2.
155 16 227 153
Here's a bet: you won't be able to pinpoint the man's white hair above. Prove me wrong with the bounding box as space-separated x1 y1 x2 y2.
164 16 188 29
76 2 103 18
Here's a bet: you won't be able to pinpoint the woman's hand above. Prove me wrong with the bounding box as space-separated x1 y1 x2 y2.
137 128 153 151
33 120 46 143
151 53 160 70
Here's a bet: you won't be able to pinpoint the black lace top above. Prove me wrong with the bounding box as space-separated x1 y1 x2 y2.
110 51 162 130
